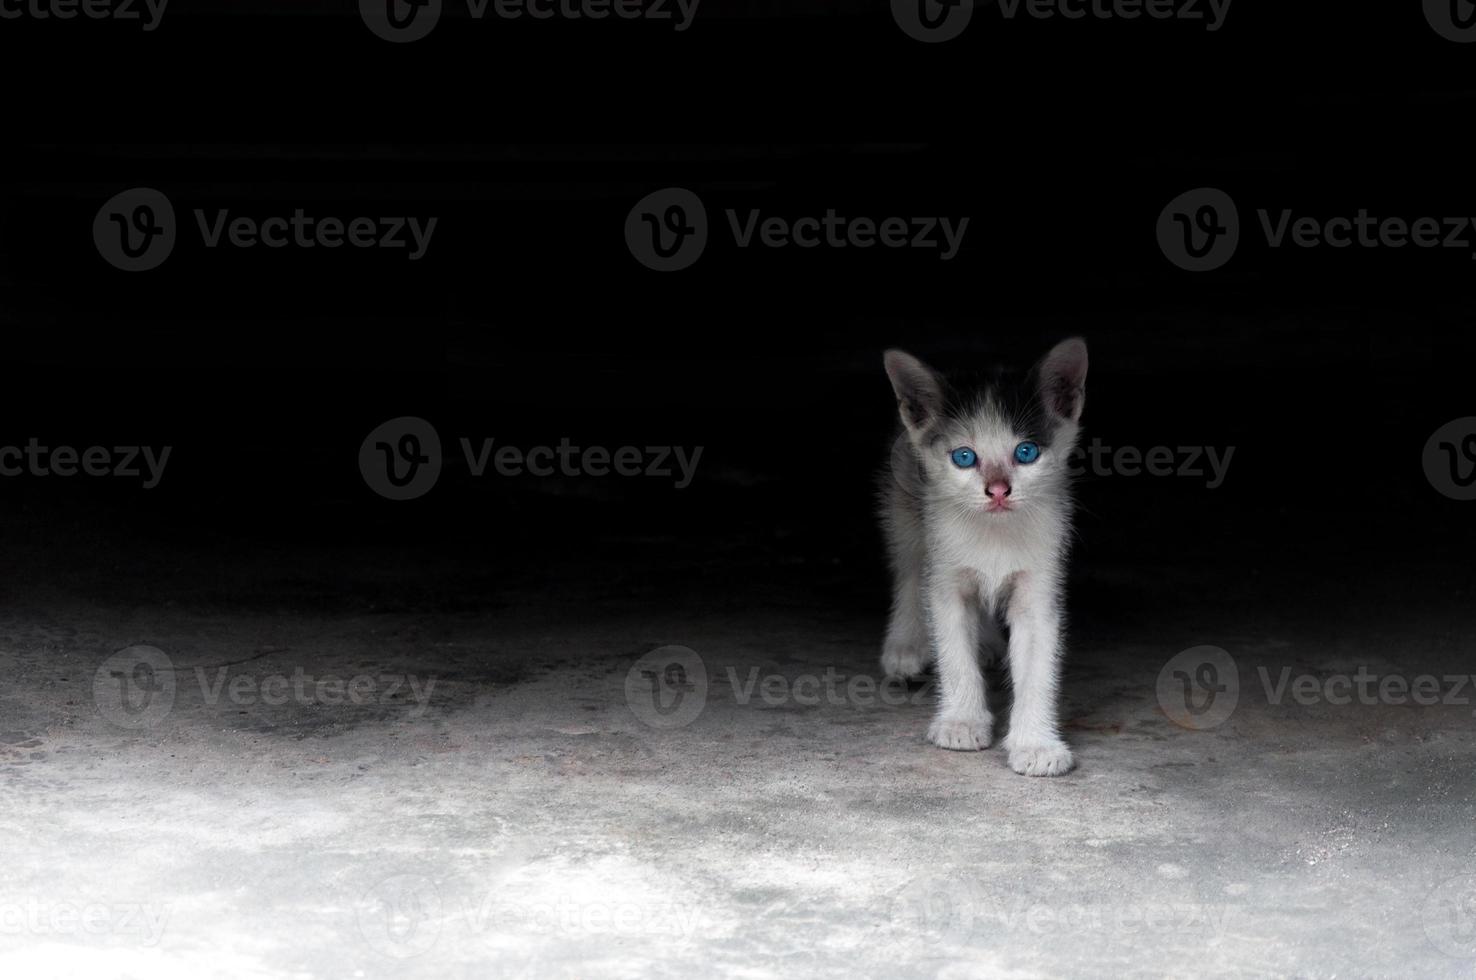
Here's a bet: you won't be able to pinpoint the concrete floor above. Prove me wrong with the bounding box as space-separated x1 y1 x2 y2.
1 564 1475 980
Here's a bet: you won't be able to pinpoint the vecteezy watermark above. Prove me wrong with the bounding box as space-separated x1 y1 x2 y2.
994 0 1230 28
93 188 437 271
892 0 1229 42
356 872 709 960
1425 0 1476 43
92 646 439 728
1423 875 1476 958
359 0 699 43
0 0 168 30
890 875 1239 945
625 646 708 729
93 187 176 272
887 432 1235 492
459 437 701 488
891 0 974 42
1258 209 1476 256
1423 417 1476 501
725 666 933 710
1157 187 1240 272
92 646 176 729
1258 666 1476 712
360 417 443 501
1160 187 1476 271
481 894 705 939
624 188 707 272
359 416 704 501
0 439 171 488
625 187 970 271
469 891 705 944
194 668 438 716
1068 440 1235 488
624 646 935 729
0 899 172 946
357 874 444 959
1157 645 1240 730
1158 645 1476 730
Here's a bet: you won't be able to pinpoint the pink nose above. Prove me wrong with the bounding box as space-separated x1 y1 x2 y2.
986 480 1012 500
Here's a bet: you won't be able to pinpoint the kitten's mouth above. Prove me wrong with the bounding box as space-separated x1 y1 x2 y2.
983 500 1015 514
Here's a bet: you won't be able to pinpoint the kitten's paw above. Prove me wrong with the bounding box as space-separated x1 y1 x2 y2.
1005 739 1074 777
927 713 994 751
881 641 930 680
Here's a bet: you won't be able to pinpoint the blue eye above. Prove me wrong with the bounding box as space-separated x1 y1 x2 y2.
1014 441 1040 464
950 447 977 468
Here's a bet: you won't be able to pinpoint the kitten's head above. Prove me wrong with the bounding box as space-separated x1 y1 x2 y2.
884 338 1088 516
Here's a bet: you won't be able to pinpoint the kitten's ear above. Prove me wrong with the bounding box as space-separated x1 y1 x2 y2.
883 349 945 437
1037 337 1088 423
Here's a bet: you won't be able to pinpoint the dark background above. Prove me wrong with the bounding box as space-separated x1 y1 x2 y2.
0 3 1473 657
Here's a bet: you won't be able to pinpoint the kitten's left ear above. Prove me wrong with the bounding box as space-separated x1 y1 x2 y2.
1037 337 1088 422
883 349 947 437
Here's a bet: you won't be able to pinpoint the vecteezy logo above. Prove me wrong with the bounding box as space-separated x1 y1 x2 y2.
93 188 176 272
1424 417 1476 501
1425 0 1476 42
93 645 176 729
360 0 442 42
1423 875 1476 958
891 0 973 42
624 645 708 728
625 188 708 272
359 417 443 501
356 874 443 958
889 876 977 945
1156 645 1239 730
1156 187 1239 272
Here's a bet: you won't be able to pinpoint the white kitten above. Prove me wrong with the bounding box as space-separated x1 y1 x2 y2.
879 339 1088 776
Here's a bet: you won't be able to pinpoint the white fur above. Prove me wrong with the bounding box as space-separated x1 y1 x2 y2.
880 341 1087 776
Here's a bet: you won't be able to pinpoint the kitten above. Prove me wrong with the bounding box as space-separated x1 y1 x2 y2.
878 339 1088 776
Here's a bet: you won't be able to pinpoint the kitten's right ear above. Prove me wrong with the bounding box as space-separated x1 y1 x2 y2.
883 349 945 437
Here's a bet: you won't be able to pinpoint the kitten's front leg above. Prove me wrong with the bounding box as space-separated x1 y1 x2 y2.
925 570 992 751
881 487 932 680
1003 571 1074 776
882 568 931 680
